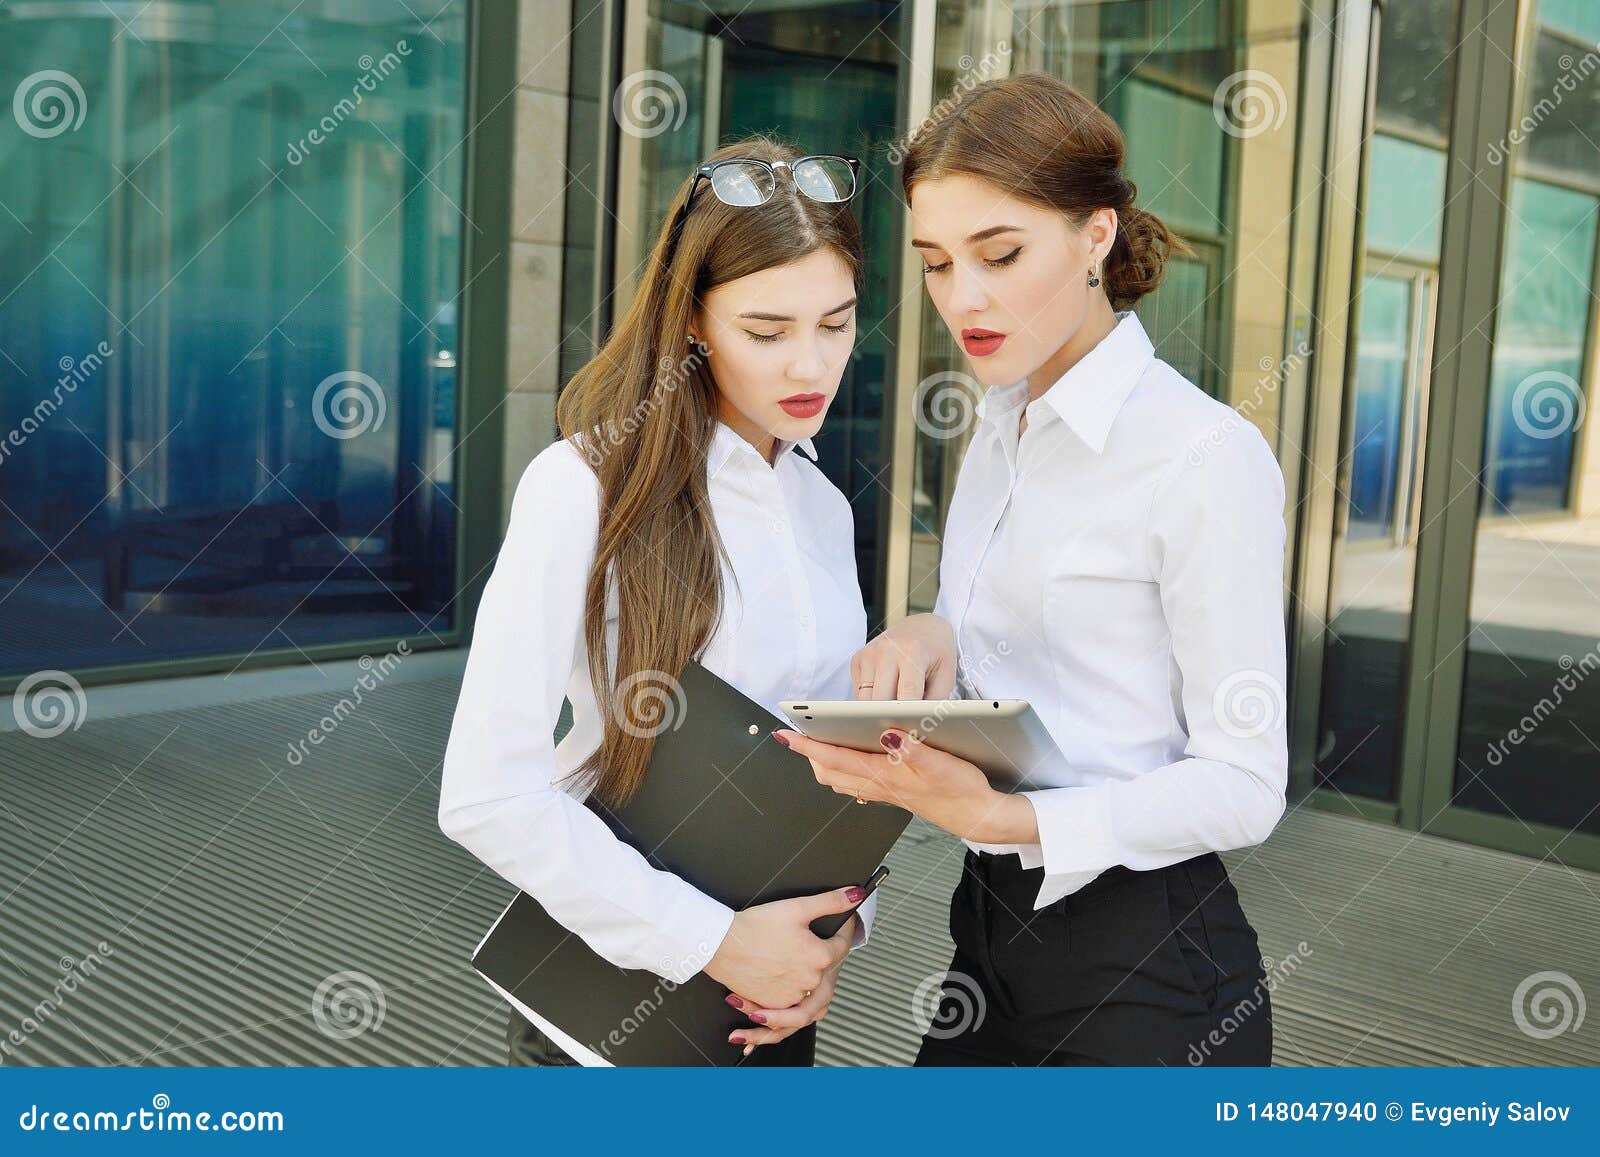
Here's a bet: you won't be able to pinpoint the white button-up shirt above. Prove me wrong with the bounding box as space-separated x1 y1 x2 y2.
934 309 1289 910
439 419 871 994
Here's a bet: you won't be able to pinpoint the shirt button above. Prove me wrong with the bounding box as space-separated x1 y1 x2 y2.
772 519 786 533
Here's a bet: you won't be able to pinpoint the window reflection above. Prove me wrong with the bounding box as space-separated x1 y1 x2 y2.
0 3 467 677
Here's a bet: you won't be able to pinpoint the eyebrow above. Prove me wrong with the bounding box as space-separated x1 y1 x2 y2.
735 296 858 322
910 225 1024 250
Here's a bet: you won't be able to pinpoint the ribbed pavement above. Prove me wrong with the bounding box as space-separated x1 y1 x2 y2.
2 667 1594 1067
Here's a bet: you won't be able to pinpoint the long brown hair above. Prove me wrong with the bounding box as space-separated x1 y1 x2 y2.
900 71 1191 308
556 136 864 808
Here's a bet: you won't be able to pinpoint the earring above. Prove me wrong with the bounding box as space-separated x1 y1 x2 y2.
1087 261 1101 289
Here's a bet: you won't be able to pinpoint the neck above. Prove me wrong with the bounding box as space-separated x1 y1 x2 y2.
1026 296 1120 401
714 405 779 465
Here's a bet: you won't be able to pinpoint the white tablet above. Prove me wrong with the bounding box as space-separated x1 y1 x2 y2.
778 695 1068 790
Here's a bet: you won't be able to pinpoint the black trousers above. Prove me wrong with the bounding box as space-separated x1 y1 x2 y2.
505 1007 817 1067
915 849 1272 1066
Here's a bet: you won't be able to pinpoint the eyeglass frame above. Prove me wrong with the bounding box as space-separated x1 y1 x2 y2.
668 154 862 235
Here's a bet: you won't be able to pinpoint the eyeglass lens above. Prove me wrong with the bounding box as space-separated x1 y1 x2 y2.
707 157 854 208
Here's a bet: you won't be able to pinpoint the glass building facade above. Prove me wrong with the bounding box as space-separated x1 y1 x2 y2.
0 2 469 677
4 0 1596 870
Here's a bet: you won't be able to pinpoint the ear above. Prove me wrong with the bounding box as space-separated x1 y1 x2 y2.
1090 206 1118 263
687 306 710 353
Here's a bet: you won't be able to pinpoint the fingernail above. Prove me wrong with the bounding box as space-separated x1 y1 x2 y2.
748 1011 767 1024
880 730 901 750
771 731 791 748
725 994 743 1009
846 886 867 902
729 1034 746 1046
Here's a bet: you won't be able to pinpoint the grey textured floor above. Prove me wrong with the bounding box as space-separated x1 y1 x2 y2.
2 667 1595 1067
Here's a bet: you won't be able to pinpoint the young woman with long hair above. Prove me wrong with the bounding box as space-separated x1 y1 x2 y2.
775 72 1289 1066
439 137 877 1066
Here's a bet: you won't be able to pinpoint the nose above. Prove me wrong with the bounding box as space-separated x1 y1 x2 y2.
946 259 989 315
787 332 826 382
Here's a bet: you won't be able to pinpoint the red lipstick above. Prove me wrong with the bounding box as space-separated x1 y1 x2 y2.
961 328 1006 357
778 392 826 419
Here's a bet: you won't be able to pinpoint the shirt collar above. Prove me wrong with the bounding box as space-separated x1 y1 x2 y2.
708 418 817 474
976 309 1154 454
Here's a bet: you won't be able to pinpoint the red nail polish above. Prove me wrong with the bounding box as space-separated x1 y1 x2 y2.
771 731 791 747
880 730 901 750
749 1012 767 1024
729 1034 746 1046
725 994 743 1009
846 886 866 902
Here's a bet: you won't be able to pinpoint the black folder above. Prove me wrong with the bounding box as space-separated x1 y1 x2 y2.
470 659 912 1066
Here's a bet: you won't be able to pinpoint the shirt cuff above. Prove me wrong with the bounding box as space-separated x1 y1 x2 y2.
1025 785 1120 881
846 890 879 951
656 886 738 984
963 837 1044 870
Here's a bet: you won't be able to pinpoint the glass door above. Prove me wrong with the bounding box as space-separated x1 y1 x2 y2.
1305 0 1600 869
1424 0 1600 852
612 0 905 624
899 0 1323 616
1315 264 1437 801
